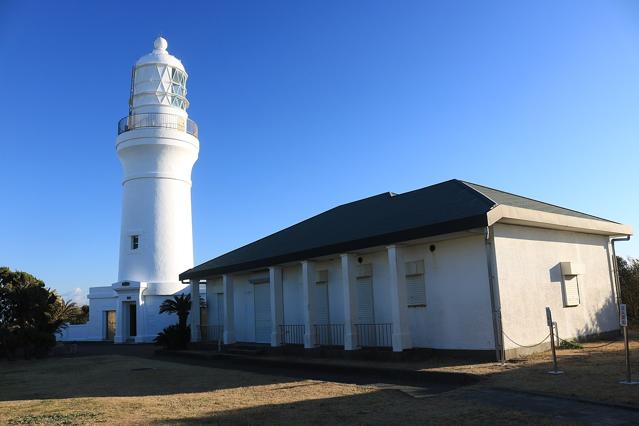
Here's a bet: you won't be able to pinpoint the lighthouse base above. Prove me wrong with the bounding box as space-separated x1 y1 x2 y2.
57 281 191 344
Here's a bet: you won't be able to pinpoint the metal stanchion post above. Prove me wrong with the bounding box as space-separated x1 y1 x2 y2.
619 304 638 385
546 307 563 375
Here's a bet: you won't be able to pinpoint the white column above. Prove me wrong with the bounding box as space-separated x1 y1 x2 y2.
190 281 201 342
301 260 317 348
387 245 412 352
222 274 236 344
114 300 126 344
269 266 284 347
340 253 358 350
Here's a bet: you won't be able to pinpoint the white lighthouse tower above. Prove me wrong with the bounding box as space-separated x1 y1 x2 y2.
112 37 199 343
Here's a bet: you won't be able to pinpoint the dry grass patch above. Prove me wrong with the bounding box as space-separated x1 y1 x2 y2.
429 333 639 406
0 355 558 425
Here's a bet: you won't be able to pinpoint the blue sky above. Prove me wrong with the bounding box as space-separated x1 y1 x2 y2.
1 0 638 303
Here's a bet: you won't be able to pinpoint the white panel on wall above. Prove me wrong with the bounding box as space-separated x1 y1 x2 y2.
405 260 425 276
316 269 329 284
356 264 372 278
563 276 580 307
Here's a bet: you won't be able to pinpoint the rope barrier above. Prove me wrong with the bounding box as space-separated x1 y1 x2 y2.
502 331 550 348
557 336 619 350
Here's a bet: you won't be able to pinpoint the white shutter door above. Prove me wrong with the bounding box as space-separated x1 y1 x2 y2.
216 293 224 325
254 283 272 343
315 283 329 325
563 276 580 307
356 277 375 323
406 274 426 307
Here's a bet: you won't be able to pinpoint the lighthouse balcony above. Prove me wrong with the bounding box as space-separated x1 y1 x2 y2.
118 113 198 138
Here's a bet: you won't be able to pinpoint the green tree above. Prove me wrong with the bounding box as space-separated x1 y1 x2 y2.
159 293 191 330
70 305 89 324
0 267 76 359
618 256 639 324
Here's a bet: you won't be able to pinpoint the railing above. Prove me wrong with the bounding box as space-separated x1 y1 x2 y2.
117 113 198 138
314 324 344 347
355 323 392 348
200 325 223 343
279 324 305 345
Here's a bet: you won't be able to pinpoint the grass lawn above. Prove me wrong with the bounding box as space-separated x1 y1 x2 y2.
0 331 637 425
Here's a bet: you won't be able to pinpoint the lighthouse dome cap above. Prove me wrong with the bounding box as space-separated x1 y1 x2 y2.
135 37 186 71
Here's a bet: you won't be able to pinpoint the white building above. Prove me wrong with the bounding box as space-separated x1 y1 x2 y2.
60 37 198 343
62 38 632 360
183 180 631 359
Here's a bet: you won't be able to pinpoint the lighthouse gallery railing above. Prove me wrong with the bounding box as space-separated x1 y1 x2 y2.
118 113 198 138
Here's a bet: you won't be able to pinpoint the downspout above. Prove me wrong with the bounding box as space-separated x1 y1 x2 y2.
611 235 631 310
484 226 505 363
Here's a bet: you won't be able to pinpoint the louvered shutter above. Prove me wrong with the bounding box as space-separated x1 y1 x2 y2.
406 273 426 307
563 276 580 307
315 283 330 325
356 277 375 323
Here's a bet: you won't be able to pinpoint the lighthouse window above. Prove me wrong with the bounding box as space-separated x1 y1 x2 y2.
171 83 185 96
130 235 139 250
171 97 185 109
171 68 186 84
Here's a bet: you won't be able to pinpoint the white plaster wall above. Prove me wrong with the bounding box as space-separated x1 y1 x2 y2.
57 324 90 341
57 286 117 341
282 265 303 325
141 294 184 341
401 236 495 350
493 223 618 350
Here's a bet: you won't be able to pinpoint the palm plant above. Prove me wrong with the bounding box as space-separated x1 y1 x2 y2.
49 296 82 332
159 293 191 329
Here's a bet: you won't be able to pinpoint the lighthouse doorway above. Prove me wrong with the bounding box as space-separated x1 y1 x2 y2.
105 310 116 341
128 303 137 338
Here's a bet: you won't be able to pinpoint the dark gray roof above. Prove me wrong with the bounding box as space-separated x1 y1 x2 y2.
181 179 612 280
461 181 612 222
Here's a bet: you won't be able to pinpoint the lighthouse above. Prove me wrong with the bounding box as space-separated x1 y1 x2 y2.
112 37 199 343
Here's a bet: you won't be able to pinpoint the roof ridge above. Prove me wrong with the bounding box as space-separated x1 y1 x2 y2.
454 179 498 208
460 180 615 223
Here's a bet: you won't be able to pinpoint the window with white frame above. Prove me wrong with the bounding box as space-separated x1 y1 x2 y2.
405 260 426 307
130 235 139 250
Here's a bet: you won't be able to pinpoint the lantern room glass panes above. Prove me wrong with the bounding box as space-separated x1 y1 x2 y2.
132 64 188 110
169 67 187 106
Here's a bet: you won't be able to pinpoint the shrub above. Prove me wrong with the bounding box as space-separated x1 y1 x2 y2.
154 325 191 350
618 257 639 324
21 329 57 359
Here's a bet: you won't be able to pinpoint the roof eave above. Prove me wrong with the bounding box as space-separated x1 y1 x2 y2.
487 205 633 236
179 214 489 280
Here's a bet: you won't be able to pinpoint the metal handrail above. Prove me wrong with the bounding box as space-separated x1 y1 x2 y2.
355 323 392 348
200 324 223 342
279 324 305 345
314 323 344 346
117 113 198 138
